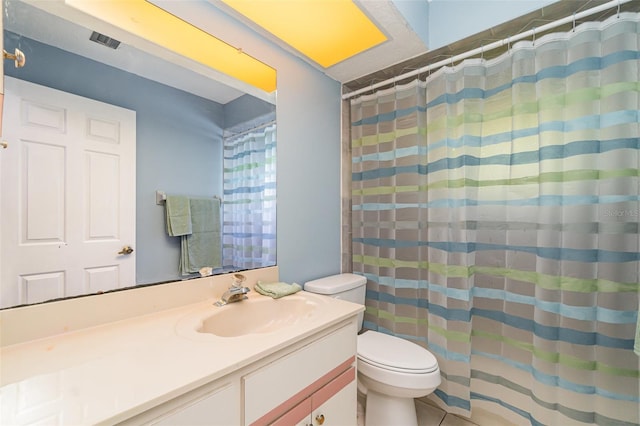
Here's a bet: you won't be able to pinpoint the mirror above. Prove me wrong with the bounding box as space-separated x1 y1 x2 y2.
0 0 277 309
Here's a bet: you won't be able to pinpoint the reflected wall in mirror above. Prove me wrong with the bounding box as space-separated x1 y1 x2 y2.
0 0 277 309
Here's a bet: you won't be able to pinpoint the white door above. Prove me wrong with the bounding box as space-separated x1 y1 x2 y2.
0 76 136 308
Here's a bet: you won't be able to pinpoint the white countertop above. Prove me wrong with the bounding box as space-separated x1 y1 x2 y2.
0 290 362 425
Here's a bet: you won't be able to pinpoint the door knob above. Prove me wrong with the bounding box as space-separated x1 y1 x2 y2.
118 246 134 255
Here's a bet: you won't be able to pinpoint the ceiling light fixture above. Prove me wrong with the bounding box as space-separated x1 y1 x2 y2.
65 0 276 92
220 0 388 68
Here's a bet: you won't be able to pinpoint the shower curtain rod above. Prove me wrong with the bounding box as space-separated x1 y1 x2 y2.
342 0 631 101
223 119 276 139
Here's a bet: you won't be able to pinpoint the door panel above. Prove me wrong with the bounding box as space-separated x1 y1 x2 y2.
1 77 136 308
23 141 66 241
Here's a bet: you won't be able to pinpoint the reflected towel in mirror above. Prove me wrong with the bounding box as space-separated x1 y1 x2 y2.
180 197 221 274
165 195 192 236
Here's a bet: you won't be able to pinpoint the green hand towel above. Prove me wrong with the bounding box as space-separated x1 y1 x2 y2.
165 195 192 237
180 197 222 275
255 281 302 299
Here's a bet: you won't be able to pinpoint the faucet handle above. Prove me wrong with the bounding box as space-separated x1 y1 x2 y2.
232 273 247 287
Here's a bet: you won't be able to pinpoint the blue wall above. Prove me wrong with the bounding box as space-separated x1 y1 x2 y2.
391 0 430 46
224 94 275 131
391 0 558 51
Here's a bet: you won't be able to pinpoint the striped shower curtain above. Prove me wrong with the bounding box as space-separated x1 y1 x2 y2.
222 124 277 271
351 13 639 425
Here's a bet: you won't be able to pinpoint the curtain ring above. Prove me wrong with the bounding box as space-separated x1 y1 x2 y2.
480 44 484 60
572 12 576 32
425 66 432 82
532 27 536 45
617 0 621 18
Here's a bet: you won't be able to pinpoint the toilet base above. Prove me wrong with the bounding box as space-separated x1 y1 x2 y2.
364 389 418 426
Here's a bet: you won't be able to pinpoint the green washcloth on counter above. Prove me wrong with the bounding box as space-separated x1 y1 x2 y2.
255 281 302 299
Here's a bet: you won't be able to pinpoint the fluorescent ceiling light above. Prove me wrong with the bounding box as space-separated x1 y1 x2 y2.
221 0 388 68
65 0 277 92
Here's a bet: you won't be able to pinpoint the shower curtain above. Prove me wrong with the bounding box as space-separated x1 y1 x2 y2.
350 13 639 425
222 123 277 271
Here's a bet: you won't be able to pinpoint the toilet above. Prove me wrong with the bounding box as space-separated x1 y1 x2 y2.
304 273 441 426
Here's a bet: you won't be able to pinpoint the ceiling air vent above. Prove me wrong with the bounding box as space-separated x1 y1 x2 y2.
89 31 121 50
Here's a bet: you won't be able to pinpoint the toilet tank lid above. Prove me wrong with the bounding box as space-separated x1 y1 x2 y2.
304 273 366 294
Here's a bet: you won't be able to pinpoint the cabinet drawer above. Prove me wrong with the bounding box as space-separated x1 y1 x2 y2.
244 322 356 425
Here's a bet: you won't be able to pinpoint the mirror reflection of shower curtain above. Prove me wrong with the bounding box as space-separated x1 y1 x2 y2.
223 123 276 271
350 13 639 425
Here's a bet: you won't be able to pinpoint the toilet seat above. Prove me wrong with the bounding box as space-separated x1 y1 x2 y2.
357 330 438 374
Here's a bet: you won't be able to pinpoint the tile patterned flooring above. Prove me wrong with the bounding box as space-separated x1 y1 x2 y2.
416 400 477 426
358 397 478 426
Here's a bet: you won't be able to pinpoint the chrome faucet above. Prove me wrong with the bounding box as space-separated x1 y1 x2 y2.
214 273 250 306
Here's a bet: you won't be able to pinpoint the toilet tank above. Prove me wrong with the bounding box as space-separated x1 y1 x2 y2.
304 273 367 330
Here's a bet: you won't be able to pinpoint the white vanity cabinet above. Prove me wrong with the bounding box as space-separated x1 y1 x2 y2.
118 319 358 426
243 321 357 426
271 368 357 426
0 271 364 426
308 373 357 426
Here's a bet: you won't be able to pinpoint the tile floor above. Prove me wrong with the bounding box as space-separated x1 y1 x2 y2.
358 397 478 426
415 400 477 426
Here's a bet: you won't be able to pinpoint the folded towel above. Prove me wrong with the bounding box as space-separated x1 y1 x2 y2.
255 281 302 299
165 195 192 237
180 197 222 274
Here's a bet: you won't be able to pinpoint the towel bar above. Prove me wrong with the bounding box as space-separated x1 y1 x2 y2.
156 190 167 205
156 190 220 205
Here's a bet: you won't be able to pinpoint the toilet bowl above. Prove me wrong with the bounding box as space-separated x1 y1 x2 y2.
357 330 441 426
304 274 441 426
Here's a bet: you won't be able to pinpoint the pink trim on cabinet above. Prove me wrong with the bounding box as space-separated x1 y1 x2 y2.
312 366 355 409
271 397 312 426
250 356 356 426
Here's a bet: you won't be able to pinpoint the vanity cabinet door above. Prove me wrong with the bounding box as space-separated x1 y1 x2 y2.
310 368 357 426
243 322 357 426
270 366 356 426
270 397 312 426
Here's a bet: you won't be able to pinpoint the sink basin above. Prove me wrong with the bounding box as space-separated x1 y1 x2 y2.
196 295 319 337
